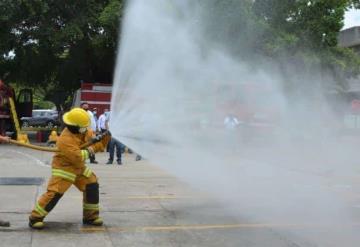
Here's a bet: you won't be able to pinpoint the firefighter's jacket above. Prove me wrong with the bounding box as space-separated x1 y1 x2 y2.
51 128 107 180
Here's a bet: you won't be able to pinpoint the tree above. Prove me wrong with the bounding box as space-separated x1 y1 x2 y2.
252 0 360 83
351 0 360 8
0 0 124 109
198 0 257 57
1 0 359 107
253 0 348 50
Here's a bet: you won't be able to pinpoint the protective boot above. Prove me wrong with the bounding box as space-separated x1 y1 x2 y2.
83 217 103 226
82 182 101 226
29 218 45 230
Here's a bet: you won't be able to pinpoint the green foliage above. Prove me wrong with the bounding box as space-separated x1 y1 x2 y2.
254 0 347 49
351 0 360 8
195 0 360 81
0 0 123 109
33 99 55 110
199 0 256 54
0 0 359 103
10 82 55 109
252 0 360 80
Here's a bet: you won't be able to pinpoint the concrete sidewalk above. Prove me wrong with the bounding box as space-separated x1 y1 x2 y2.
0 144 327 247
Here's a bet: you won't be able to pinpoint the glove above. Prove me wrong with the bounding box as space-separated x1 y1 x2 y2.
90 135 102 144
87 147 95 156
81 147 95 161
105 130 112 137
101 132 111 148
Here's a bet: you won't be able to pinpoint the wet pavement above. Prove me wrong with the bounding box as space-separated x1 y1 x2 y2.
0 143 359 247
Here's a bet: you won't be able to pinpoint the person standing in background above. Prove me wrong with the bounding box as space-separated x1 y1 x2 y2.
0 78 14 136
97 109 109 133
80 102 98 164
92 108 98 130
104 111 124 165
80 103 97 132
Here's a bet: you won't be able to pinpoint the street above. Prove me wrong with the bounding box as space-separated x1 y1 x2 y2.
0 144 335 247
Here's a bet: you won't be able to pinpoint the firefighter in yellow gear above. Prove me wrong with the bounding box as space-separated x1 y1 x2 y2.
29 108 109 229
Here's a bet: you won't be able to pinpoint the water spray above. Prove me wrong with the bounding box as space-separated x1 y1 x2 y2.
110 1 360 246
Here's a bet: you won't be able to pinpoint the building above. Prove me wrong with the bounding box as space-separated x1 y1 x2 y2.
337 26 360 122
338 26 360 92
338 26 360 54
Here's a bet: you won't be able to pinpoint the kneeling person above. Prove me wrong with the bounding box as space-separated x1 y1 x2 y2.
29 108 108 229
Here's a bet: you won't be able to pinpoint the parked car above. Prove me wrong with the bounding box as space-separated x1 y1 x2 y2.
21 109 59 128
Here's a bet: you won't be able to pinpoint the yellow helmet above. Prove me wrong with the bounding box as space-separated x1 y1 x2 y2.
63 108 90 128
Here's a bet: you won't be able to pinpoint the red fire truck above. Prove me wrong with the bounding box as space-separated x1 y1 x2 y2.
73 82 112 115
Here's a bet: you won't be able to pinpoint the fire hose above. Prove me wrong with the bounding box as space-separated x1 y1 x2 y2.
8 131 110 152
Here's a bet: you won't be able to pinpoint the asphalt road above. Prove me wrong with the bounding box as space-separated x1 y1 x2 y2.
0 143 359 247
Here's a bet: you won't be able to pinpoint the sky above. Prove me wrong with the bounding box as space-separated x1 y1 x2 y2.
344 8 360 29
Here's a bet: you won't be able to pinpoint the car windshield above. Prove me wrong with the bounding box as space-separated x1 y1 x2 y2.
32 111 42 117
32 111 57 117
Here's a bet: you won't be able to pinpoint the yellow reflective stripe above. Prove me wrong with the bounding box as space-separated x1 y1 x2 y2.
52 172 75 182
83 167 92 178
52 169 76 179
83 203 99 210
52 169 76 182
81 150 89 161
35 202 48 216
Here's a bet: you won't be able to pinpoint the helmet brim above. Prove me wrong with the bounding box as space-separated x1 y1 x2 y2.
63 112 90 128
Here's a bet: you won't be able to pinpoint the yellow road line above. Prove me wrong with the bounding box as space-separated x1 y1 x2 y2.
80 223 318 233
67 195 192 200
102 177 174 181
127 195 179 199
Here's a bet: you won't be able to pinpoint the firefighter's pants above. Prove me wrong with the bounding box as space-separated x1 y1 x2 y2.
30 168 100 222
